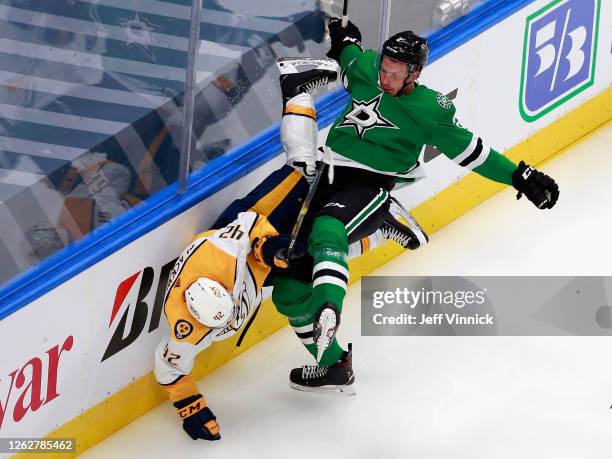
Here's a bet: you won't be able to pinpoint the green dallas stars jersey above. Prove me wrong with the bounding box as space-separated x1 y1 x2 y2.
325 44 517 185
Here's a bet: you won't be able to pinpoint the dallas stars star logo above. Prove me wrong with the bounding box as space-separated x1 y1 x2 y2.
337 94 398 139
119 12 158 62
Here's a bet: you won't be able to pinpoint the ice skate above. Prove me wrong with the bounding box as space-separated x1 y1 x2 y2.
277 57 339 101
289 344 355 396
381 197 429 250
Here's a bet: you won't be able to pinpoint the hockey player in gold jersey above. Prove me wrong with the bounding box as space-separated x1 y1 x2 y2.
154 208 300 441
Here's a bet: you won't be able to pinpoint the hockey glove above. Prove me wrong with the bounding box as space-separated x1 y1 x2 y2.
512 161 559 209
174 394 220 441
327 18 362 61
253 235 305 269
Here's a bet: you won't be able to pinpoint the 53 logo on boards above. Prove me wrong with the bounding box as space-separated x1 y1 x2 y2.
519 0 601 122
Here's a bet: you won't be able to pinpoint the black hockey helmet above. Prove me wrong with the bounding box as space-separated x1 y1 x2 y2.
381 31 429 71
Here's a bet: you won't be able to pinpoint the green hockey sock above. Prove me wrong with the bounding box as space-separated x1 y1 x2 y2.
309 216 349 312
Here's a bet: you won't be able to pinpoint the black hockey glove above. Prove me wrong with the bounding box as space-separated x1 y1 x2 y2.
326 17 362 61
253 235 305 269
174 394 220 441
511 161 559 209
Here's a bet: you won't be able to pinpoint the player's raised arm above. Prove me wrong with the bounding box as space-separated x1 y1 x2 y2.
428 102 559 209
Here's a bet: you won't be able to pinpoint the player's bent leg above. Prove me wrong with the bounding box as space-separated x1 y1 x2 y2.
308 216 349 358
280 92 319 181
308 184 393 313
308 216 349 304
278 57 338 181
317 182 391 245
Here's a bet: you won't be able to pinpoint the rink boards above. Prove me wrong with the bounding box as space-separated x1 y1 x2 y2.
1 0 611 456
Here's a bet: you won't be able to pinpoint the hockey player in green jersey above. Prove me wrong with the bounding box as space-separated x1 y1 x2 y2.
272 18 559 394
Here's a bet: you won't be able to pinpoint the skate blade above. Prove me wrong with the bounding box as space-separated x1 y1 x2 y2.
289 382 356 396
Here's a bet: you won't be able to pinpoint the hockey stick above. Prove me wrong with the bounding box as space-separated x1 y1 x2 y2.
378 0 391 47
341 0 349 27
278 161 326 264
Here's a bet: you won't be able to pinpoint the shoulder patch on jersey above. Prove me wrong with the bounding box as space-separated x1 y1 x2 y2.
174 319 193 339
436 92 453 110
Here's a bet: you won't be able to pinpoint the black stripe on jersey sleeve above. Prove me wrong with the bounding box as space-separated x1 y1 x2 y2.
247 213 259 238
312 268 348 283
459 137 483 168
232 257 238 286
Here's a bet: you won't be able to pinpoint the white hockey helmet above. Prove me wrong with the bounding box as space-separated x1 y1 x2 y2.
184 278 235 328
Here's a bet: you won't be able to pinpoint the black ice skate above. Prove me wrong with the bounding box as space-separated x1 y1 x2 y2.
289 344 355 396
381 197 429 250
313 302 340 363
276 57 339 102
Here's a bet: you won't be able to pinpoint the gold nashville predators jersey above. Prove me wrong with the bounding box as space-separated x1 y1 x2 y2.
154 211 278 402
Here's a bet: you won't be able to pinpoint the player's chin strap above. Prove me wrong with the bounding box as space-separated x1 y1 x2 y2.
398 79 411 96
395 63 421 97
319 145 335 184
